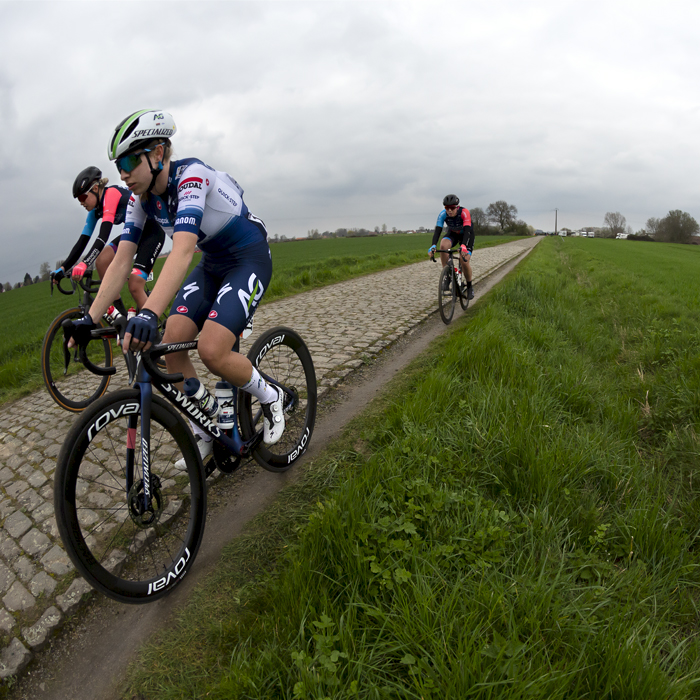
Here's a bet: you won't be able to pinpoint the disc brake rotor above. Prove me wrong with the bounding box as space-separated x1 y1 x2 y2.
128 475 163 528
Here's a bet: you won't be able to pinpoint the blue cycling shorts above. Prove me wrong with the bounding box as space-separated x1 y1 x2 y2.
169 238 272 338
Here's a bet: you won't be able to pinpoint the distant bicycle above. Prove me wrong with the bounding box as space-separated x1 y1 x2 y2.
43 269 165 412
54 321 316 603
431 247 470 324
42 269 115 411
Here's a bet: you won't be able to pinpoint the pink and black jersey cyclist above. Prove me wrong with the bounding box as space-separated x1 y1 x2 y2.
428 194 475 299
52 166 164 313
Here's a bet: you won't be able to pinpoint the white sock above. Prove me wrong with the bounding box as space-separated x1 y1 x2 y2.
240 367 279 403
189 420 212 442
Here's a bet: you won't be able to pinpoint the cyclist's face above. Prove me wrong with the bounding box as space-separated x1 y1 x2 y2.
119 153 151 195
78 189 97 211
445 205 458 214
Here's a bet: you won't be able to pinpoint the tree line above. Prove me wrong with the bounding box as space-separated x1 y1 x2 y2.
0 261 59 293
599 210 699 244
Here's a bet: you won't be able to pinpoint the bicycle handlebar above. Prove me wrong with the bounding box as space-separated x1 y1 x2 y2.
140 344 189 385
50 269 101 297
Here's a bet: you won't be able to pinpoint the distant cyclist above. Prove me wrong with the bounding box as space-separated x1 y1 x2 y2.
52 166 164 314
66 109 284 462
428 194 474 300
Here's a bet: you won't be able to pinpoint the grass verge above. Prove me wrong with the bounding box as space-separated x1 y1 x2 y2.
122 237 700 698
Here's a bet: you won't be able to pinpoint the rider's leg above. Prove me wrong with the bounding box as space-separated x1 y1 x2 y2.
128 269 149 310
198 320 284 444
164 314 214 467
462 253 474 299
462 254 473 284
439 237 451 267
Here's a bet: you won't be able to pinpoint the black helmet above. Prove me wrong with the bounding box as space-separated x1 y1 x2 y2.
73 166 102 198
443 194 460 207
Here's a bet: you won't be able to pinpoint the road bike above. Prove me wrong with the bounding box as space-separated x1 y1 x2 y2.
42 270 166 412
431 247 470 324
53 320 317 604
42 270 115 412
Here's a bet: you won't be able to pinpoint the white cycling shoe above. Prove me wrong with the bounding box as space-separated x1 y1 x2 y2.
174 435 213 471
262 388 285 445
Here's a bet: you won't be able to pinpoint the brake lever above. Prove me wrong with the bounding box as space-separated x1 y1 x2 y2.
111 316 138 385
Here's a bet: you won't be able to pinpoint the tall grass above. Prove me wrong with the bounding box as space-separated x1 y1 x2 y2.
123 237 700 698
0 234 517 405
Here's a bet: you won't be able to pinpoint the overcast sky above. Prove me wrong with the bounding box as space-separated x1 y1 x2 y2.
1 0 699 284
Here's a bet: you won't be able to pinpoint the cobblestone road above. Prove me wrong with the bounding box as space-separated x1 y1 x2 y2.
0 236 538 677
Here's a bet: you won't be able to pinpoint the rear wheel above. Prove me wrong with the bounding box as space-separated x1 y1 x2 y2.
42 308 114 412
459 277 470 311
54 390 206 603
438 266 456 324
239 327 317 473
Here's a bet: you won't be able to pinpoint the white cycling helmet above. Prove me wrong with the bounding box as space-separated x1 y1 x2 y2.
108 110 177 160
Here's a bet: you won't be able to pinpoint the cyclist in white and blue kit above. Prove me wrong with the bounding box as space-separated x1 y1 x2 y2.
69 110 284 461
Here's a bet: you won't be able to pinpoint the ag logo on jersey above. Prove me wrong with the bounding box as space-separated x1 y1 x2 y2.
238 274 264 315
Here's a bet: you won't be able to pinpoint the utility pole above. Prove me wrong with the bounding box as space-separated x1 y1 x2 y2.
554 209 558 235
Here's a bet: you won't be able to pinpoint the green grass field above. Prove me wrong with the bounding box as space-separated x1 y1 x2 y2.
0 233 519 405
122 237 700 698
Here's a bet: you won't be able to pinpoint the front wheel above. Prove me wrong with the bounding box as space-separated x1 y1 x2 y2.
240 327 317 473
42 307 114 412
438 266 456 324
54 390 207 603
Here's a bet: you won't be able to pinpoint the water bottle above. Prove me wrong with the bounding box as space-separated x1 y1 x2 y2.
104 305 123 324
183 378 219 419
127 307 137 320
215 382 235 430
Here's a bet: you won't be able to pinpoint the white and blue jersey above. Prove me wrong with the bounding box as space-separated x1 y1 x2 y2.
123 157 272 338
121 158 266 253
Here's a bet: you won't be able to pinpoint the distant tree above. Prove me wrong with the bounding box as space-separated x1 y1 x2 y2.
374 226 380 233
603 212 626 238
4 282 10 292
39 261 51 281
335 228 347 237
14 282 21 290
508 220 531 236
23 273 33 286
0 284 4 293
655 210 699 244
470 207 488 236
487 201 518 232
33 275 40 284
55 259 65 270
381 224 387 233
645 217 661 237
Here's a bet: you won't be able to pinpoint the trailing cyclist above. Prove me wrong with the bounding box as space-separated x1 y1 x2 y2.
53 166 165 314
428 194 474 300
66 110 284 461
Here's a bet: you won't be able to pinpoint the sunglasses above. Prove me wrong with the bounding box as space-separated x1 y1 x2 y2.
445 205 459 211
77 192 91 203
115 143 164 173
115 151 145 173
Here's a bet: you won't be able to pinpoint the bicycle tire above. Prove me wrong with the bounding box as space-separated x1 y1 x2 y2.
459 278 470 311
239 327 317 473
54 390 206 604
438 266 456 324
42 308 114 412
